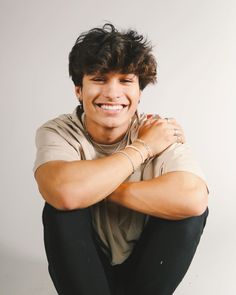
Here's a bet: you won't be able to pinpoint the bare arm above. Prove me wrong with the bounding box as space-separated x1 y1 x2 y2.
35 117 185 210
107 171 209 220
35 149 142 210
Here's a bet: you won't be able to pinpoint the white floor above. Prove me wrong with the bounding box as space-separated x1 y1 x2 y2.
0 246 56 295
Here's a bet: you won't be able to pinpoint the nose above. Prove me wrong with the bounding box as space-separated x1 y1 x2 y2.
102 79 122 100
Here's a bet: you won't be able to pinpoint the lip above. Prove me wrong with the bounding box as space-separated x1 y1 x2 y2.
94 103 128 114
95 103 129 107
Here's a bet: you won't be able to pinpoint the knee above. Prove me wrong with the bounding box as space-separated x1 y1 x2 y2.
42 202 92 230
148 208 209 245
177 207 209 243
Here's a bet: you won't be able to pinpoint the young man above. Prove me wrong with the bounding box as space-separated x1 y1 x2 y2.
34 23 209 295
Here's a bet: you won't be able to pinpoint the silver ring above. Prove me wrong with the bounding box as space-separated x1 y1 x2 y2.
152 114 160 120
173 128 179 136
177 135 181 143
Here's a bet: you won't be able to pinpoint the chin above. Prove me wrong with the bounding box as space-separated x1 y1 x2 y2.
101 118 129 129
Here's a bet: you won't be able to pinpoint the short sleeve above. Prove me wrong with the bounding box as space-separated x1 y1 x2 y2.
33 127 80 173
153 143 207 182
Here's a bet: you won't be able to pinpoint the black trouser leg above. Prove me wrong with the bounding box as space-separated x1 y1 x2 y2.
123 208 209 295
43 201 208 295
42 202 113 295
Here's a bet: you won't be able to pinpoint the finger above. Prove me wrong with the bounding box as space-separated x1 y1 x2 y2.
144 116 161 126
175 134 186 144
142 117 152 125
146 114 161 121
152 114 161 120
165 118 182 127
167 126 184 142
174 126 185 137
163 122 182 133
164 118 184 130
166 122 185 135
151 118 166 125
179 135 185 143
172 123 184 132
176 136 182 143
164 117 176 124
173 128 182 136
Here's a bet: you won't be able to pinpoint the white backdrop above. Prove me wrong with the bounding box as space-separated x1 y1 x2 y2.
1 0 235 294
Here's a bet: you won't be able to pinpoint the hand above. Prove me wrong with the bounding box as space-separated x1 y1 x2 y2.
137 115 186 157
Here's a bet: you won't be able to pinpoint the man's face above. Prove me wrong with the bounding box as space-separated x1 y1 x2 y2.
75 72 141 132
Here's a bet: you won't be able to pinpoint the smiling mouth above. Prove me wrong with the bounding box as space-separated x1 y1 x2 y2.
95 103 128 111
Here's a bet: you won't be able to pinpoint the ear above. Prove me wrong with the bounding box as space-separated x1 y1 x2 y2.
75 86 82 101
138 89 142 103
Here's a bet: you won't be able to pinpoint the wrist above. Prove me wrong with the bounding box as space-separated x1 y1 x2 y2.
125 143 148 164
123 146 144 169
130 141 149 161
114 146 143 175
107 183 128 204
113 141 150 175
133 139 153 159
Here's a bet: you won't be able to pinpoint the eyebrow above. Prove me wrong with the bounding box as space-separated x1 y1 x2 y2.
87 72 137 80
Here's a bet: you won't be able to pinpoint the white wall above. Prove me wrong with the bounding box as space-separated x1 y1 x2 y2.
1 0 235 294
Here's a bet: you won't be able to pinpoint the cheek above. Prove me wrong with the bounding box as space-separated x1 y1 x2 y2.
130 99 139 108
130 87 141 101
128 98 140 115
130 92 141 107
81 88 97 105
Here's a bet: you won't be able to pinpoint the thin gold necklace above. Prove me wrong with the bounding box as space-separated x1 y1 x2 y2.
83 115 131 155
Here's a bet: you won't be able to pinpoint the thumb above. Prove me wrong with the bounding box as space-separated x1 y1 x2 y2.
147 114 162 120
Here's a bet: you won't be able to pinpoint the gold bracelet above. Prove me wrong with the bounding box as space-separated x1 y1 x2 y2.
115 151 135 174
134 139 153 158
125 145 145 163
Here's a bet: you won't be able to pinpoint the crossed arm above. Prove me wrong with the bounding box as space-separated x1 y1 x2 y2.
35 149 208 220
108 171 208 220
35 116 208 220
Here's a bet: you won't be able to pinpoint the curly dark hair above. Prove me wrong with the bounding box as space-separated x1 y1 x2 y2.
69 23 157 90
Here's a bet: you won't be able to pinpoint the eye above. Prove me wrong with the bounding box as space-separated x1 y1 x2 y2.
91 76 106 82
120 74 136 83
120 79 133 83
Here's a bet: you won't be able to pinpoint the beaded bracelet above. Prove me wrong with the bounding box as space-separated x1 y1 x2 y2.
125 145 145 164
115 150 135 174
134 139 153 158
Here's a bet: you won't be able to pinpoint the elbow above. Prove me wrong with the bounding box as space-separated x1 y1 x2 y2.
38 183 83 211
187 184 209 217
57 185 82 211
189 199 208 217
35 164 89 211
57 183 92 211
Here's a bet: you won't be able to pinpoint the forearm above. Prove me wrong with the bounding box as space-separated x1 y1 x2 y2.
108 172 208 220
35 145 147 210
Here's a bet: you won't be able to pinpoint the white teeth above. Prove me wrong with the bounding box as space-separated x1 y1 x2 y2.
100 104 124 110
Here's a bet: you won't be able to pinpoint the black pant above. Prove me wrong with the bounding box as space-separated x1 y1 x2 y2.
42 202 208 295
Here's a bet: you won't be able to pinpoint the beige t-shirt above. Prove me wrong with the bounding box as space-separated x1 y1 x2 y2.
34 106 207 266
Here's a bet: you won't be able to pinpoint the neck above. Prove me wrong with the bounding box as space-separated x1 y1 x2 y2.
84 116 130 144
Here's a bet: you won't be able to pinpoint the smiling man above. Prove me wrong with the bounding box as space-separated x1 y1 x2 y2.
34 23 209 295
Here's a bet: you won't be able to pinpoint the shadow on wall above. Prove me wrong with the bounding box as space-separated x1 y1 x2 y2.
0 243 56 295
